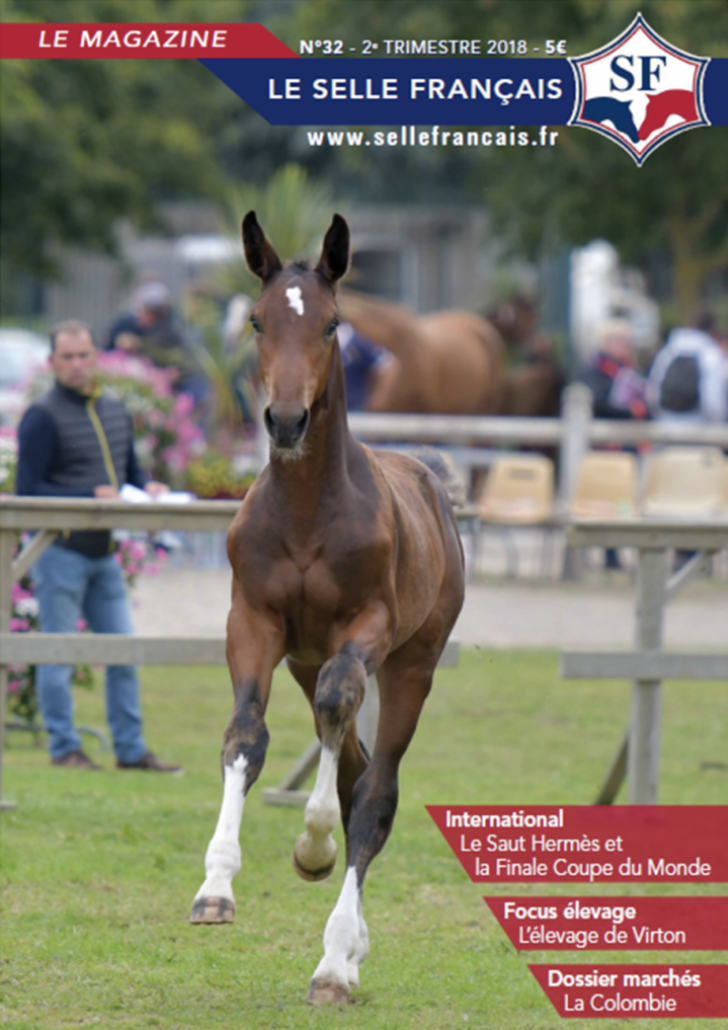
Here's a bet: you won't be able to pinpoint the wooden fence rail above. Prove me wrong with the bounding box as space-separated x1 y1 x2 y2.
350 384 728 511
2 450 727 809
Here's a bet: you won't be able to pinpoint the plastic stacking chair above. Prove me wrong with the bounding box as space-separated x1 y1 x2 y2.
476 455 555 577
478 455 554 523
642 446 725 517
571 451 638 519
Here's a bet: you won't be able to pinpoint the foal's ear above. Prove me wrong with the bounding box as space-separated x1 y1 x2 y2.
316 214 350 285
242 211 283 282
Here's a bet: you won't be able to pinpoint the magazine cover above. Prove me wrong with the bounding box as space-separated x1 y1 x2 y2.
1 2 727 1028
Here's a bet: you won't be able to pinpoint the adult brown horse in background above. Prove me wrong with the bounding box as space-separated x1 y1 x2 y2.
488 293 562 417
340 289 506 414
341 289 562 417
190 213 465 1005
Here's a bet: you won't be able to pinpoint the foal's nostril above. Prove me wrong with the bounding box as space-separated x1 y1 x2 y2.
264 406 310 448
294 409 310 436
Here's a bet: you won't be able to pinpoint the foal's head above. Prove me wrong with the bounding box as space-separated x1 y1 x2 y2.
243 211 350 457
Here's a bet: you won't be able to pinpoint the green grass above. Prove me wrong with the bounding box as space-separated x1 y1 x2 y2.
1 651 726 1029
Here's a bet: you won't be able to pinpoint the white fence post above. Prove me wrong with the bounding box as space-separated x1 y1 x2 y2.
560 383 592 579
628 547 666 804
559 382 593 505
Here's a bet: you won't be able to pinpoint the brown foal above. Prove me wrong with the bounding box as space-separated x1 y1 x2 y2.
190 212 465 1005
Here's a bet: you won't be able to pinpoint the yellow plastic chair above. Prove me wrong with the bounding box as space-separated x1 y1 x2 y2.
571 451 638 519
478 455 554 524
642 446 725 517
476 456 555 577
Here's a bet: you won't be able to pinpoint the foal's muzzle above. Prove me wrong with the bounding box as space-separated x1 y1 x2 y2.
264 406 311 450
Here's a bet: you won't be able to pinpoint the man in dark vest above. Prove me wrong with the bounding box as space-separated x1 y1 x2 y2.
16 320 182 773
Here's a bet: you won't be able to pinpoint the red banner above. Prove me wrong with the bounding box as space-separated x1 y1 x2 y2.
529 964 728 1018
486 896 728 951
0 23 298 59
427 806 728 883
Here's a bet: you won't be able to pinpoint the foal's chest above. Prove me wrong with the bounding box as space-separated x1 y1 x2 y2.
245 514 389 657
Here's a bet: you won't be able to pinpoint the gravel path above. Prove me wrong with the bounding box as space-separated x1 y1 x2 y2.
132 567 728 649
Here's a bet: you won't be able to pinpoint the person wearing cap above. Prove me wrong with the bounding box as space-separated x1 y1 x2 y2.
107 280 182 359
106 279 207 406
16 320 182 773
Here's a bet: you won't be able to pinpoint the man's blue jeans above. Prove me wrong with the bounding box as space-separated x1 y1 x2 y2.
32 544 147 763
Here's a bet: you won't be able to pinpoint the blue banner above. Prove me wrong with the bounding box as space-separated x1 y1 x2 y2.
200 56 728 127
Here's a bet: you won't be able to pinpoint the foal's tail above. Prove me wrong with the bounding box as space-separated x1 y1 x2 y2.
415 448 466 508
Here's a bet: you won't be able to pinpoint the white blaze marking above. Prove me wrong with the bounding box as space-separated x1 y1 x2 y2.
286 285 304 316
193 754 247 903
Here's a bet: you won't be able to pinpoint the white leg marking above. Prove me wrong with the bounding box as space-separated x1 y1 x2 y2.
194 755 247 904
347 891 370 987
294 747 339 874
286 286 304 316
312 866 367 991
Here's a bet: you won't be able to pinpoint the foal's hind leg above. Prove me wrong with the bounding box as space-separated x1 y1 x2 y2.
307 647 436 1005
190 602 283 924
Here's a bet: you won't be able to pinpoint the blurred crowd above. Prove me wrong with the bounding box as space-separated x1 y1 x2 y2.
575 304 727 428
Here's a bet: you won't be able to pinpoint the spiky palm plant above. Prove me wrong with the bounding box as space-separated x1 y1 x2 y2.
219 163 335 298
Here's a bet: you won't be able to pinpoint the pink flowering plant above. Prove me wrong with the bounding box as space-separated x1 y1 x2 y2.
114 538 166 590
95 352 205 485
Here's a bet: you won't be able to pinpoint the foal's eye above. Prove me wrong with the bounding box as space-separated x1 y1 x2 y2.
249 314 262 334
326 318 340 337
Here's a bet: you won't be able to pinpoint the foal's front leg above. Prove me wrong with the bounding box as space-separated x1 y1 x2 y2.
190 603 284 924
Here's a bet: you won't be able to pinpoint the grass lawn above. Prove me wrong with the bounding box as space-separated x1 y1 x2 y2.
1 650 726 1029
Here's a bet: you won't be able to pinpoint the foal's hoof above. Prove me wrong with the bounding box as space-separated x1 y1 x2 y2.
293 831 337 881
292 849 336 882
307 977 350 1006
189 896 235 924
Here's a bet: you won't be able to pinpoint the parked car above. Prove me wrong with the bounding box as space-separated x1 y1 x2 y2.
0 328 51 425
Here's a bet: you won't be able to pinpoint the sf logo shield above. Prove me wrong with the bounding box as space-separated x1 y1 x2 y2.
569 13 710 165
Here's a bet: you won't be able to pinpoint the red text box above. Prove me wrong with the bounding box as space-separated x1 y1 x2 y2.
487 896 728 950
0 24 297 60
427 806 728 883
529 964 728 1018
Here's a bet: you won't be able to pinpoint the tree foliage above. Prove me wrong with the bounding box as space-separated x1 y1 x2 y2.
284 0 728 315
1 0 726 317
0 0 246 275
